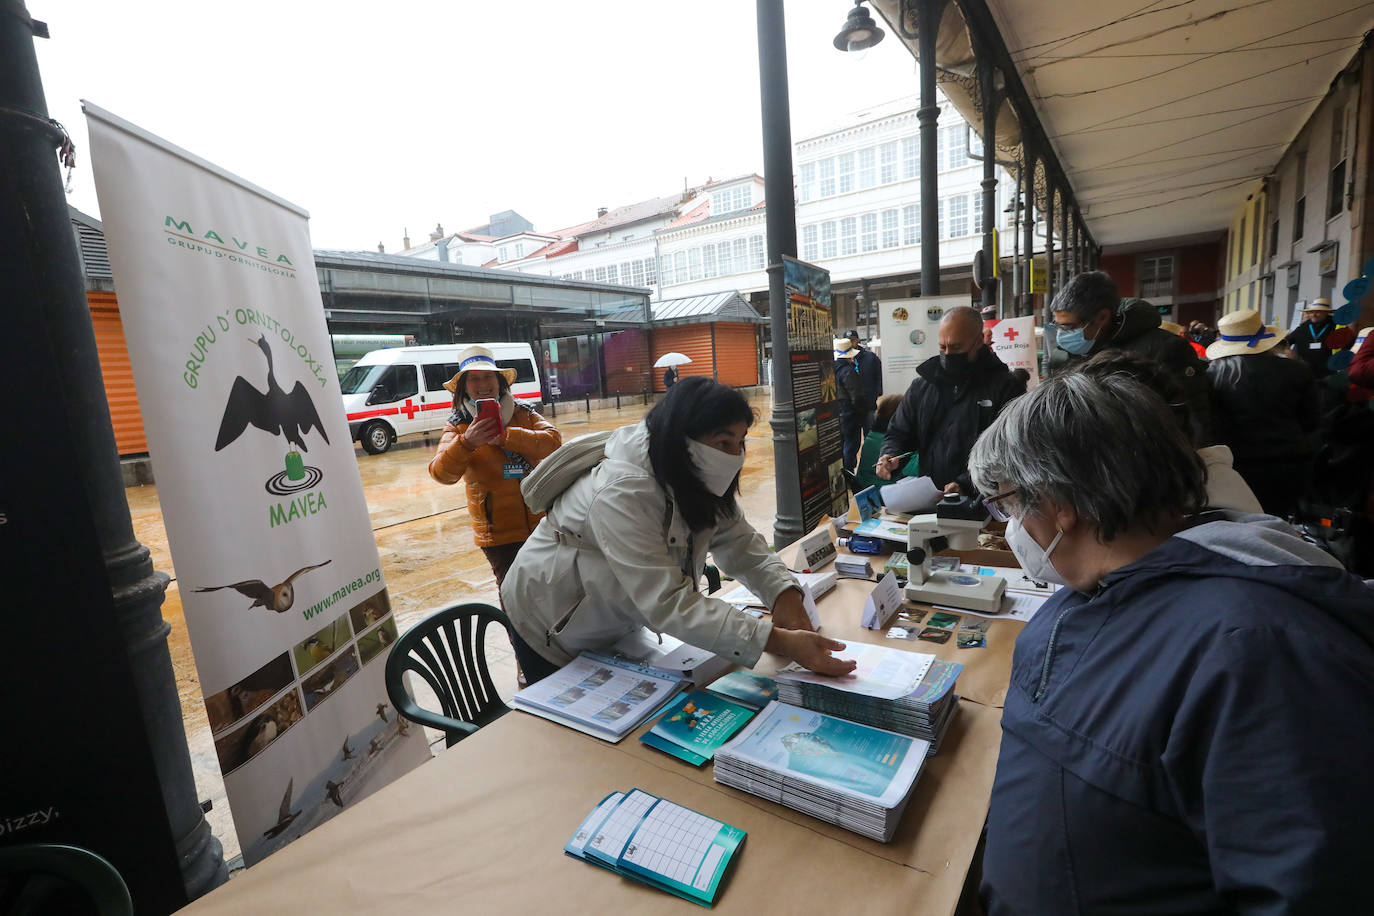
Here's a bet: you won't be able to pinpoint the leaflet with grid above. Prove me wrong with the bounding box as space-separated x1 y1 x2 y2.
586 789 656 861
622 801 725 891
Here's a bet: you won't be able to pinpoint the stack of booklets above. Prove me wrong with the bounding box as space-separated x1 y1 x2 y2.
774 643 963 755
640 690 757 766
834 555 873 578
713 701 930 842
719 570 838 606
565 788 746 906
511 652 684 742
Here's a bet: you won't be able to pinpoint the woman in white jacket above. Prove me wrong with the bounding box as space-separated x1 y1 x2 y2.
501 377 856 684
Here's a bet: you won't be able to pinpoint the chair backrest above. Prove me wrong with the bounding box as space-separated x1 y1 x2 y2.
385 603 512 748
0 843 133 916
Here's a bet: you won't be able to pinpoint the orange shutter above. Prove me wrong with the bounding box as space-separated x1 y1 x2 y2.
712 322 760 387
602 328 652 395
88 291 148 456
650 326 716 391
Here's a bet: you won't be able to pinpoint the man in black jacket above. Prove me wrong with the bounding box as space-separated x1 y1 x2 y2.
876 306 1023 495
1048 271 1212 444
843 329 883 431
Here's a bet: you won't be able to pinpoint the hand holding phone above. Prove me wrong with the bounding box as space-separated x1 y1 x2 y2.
465 399 504 447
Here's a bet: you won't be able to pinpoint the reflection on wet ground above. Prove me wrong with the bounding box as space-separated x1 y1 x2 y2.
130 392 779 863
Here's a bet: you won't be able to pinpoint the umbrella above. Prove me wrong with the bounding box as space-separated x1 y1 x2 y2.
653 352 692 368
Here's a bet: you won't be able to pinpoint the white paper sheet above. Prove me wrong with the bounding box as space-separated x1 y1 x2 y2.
879 475 943 513
933 589 1051 622
861 572 904 630
777 641 934 700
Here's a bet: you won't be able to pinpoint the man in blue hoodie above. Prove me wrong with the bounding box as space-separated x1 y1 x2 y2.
968 370 1374 915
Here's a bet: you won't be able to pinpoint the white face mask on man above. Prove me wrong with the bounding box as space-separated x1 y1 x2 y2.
686 438 746 497
1005 515 1068 586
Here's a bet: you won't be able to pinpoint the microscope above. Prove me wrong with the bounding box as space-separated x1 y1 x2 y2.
903 494 1007 613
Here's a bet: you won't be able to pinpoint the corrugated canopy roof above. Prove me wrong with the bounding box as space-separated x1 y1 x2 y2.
651 291 765 324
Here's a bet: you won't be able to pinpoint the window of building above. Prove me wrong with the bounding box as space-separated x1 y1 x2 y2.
880 142 899 184
1328 105 1348 220
1293 151 1307 240
972 193 984 236
946 196 969 237
607 264 619 284
821 221 838 258
645 258 657 285
802 225 819 261
732 238 748 274
498 246 509 262
703 244 717 278
882 209 899 248
1237 213 1247 269
750 235 765 270
713 185 752 215
861 213 878 252
838 153 855 194
902 204 920 246
942 125 969 170
859 148 877 189
1250 207 1262 265
969 129 984 159
632 261 645 286
595 265 608 283
840 217 858 255
672 252 687 285
717 241 733 275
902 137 919 180
1140 255 1175 299
515 242 525 258
799 162 815 202
688 248 702 281
819 158 836 197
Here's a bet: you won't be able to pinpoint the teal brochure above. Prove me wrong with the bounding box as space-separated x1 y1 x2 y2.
641 690 756 766
706 670 778 709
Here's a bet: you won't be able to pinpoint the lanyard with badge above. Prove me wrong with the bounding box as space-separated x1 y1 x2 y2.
1309 322 1330 349
500 445 530 479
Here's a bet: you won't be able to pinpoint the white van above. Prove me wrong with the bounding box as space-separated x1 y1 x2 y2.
340 342 542 454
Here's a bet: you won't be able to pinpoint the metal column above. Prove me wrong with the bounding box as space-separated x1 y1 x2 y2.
756 0 804 548
1046 184 1056 304
1022 151 1036 317
978 52 999 315
1059 194 1070 290
916 0 947 297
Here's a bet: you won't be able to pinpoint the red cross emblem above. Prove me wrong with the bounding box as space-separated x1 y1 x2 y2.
1003 326 1020 341
400 399 419 420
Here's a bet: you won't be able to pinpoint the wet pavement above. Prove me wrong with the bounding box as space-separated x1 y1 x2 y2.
128 391 779 864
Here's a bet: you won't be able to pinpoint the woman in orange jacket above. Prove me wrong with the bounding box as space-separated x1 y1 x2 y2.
428 345 562 592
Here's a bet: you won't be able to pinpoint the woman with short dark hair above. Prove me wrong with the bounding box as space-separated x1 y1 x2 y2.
970 372 1374 915
502 377 856 684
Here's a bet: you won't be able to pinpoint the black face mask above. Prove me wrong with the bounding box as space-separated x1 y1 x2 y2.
940 351 972 380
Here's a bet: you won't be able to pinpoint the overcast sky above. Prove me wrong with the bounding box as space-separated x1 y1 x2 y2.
34 1 920 250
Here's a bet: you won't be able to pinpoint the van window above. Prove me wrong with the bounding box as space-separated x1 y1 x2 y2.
340 364 386 395
369 364 418 403
423 362 460 391
495 359 536 384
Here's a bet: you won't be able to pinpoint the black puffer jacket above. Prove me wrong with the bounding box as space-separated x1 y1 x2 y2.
880 347 1023 493
1207 351 1318 468
1049 297 1213 443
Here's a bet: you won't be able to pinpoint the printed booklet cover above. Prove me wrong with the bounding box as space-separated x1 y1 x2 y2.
706 670 778 709
640 690 757 766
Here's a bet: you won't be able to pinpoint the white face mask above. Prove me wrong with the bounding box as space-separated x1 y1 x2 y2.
686 438 745 497
1006 515 1067 587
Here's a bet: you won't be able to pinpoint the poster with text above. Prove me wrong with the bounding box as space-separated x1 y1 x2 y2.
986 316 1039 387
85 103 430 866
782 257 847 531
878 296 970 397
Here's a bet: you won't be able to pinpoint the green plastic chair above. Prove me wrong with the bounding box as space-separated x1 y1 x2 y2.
385 603 512 748
0 843 133 916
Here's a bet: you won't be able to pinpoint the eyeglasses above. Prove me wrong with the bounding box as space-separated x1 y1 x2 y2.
982 489 1017 523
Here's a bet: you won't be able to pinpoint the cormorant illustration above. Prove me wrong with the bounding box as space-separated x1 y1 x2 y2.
261 778 301 839
195 560 331 613
325 779 344 809
375 703 389 723
215 335 330 452
341 737 354 761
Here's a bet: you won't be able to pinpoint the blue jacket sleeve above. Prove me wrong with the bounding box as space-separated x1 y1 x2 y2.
1162 627 1374 914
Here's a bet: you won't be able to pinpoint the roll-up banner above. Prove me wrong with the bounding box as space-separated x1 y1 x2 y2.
84 102 430 866
781 256 848 532
986 316 1040 387
877 295 968 397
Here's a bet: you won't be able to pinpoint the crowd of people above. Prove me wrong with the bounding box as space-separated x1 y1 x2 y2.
426 279 1373 911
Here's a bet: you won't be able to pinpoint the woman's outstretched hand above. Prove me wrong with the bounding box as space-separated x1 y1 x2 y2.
765 628 857 677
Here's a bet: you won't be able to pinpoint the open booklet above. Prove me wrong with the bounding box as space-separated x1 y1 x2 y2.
511 652 685 742
566 788 746 907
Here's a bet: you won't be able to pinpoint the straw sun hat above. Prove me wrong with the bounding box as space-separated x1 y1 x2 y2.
833 337 860 358
1303 297 1334 312
442 345 518 394
1205 309 1282 359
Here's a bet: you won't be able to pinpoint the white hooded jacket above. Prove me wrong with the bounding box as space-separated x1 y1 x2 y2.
501 422 796 667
